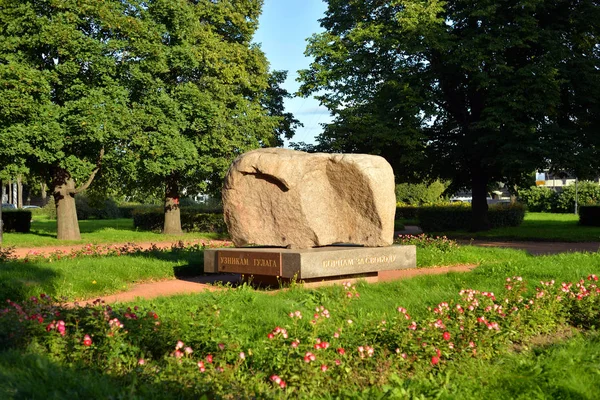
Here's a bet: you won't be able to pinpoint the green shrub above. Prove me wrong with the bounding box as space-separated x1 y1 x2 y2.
395 180 447 205
555 181 600 213
517 186 556 212
395 206 419 220
579 205 600 226
133 208 227 233
488 203 526 227
418 203 525 232
1 210 32 233
75 194 94 220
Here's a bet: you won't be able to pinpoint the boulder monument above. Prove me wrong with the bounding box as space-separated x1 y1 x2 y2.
222 148 396 249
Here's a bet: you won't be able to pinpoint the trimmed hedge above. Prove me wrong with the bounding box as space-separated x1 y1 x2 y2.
1 210 32 233
418 203 525 232
395 206 419 220
133 208 227 233
579 205 600 226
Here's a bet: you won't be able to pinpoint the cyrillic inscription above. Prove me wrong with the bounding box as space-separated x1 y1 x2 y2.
322 255 397 269
217 251 282 276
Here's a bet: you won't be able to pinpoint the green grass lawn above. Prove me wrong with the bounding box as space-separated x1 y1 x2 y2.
1 216 225 248
1 243 600 398
431 212 600 242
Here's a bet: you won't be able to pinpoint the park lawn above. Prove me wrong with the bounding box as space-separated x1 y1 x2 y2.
1 216 225 248
431 212 600 242
1 245 600 398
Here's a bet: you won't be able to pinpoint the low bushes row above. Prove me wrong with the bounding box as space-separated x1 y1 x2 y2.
133 208 227 233
518 182 600 213
417 203 525 232
1 210 32 233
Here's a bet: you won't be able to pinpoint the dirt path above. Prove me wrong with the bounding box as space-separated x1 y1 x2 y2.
9 237 600 306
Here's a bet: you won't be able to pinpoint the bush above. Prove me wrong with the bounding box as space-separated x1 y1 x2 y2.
75 194 94 220
555 181 600 213
517 186 555 212
395 206 419 220
395 180 447 205
418 203 525 232
1 210 32 233
579 205 600 226
133 208 227 233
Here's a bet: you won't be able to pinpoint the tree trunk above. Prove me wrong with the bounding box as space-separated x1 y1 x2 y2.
52 168 81 240
41 182 47 205
17 175 23 208
470 171 490 232
163 174 182 234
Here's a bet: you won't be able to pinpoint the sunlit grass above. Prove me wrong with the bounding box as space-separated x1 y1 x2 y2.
2 216 225 248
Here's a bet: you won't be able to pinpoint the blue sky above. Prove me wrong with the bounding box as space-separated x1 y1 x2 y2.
253 0 331 146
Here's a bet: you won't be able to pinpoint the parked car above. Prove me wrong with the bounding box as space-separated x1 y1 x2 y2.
23 205 41 209
1 203 17 209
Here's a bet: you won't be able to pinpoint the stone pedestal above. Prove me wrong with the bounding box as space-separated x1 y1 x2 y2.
204 245 416 286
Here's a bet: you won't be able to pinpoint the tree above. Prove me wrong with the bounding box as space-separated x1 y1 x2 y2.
122 0 282 234
0 0 132 239
299 0 600 231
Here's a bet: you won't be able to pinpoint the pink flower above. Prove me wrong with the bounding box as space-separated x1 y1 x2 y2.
337 348 345 355
197 361 205 372
239 352 246 360
304 352 316 363
184 346 193 355
206 354 213 363
335 359 341 365
443 331 451 341
218 343 225 350
138 359 145 365
279 381 287 389
267 333 274 339
270 375 282 384
174 350 183 359
82 334 92 347
320 364 328 372
291 340 300 348
431 356 440 365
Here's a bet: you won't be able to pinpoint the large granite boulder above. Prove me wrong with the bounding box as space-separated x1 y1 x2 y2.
222 148 396 249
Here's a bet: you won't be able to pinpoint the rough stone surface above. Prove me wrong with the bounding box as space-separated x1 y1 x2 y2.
222 148 396 248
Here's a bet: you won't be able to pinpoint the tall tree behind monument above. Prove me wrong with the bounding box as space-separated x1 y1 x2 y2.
299 0 600 231
0 0 132 239
122 0 282 234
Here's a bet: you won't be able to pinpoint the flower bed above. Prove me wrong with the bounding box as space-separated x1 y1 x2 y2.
1 274 598 398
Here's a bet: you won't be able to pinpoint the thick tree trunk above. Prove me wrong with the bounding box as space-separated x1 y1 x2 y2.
17 175 23 208
53 169 81 240
163 174 182 234
470 171 490 232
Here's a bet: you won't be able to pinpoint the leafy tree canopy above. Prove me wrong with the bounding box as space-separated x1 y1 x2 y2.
299 0 600 230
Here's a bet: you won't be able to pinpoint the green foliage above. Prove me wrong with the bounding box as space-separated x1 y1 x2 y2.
518 186 556 212
74 194 121 220
298 0 600 226
579 206 600 227
395 180 447 205
395 206 419 220
1 210 31 233
419 203 525 232
555 182 600 213
519 182 600 213
133 208 226 234
394 234 458 253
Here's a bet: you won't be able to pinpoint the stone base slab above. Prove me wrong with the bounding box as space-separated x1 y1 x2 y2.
204 245 416 281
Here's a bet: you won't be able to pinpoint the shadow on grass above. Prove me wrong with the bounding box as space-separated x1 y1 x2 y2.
0 350 199 399
0 262 60 302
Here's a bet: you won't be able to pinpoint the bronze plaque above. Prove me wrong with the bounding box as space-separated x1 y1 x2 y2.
217 251 282 276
